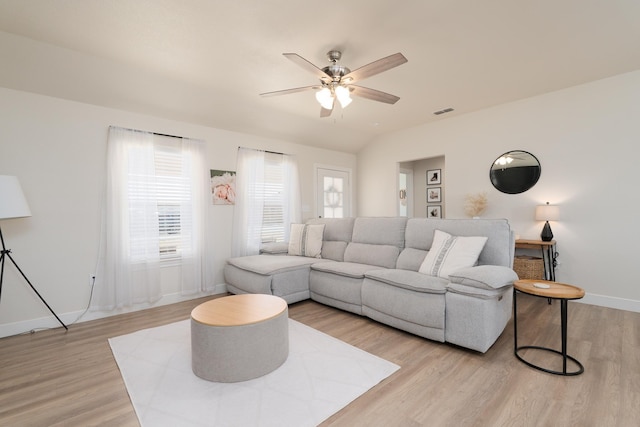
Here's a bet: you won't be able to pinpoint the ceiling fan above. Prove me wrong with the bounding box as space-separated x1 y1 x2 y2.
260 50 408 117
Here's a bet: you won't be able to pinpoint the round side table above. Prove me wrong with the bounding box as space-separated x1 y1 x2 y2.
513 279 585 376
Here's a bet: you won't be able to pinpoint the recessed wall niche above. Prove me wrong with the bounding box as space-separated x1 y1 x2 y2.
398 155 445 218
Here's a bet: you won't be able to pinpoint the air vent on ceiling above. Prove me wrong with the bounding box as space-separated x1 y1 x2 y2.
433 107 454 115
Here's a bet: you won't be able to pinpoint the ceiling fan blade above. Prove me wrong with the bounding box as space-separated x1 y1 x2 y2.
260 85 320 97
320 106 333 117
283 53 331 82
349 85 400 104
342 53 407 84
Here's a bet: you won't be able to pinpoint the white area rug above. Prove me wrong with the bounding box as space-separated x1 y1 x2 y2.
109 319 400 427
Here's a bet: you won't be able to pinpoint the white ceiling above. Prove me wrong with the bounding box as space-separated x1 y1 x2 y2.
1 0 639 153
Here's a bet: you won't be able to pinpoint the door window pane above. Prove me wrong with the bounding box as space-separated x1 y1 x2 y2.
323 176 344 218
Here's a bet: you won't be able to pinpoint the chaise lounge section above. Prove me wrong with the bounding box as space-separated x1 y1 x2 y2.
223 217 517 353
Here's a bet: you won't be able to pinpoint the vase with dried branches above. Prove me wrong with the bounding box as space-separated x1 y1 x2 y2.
465 192 488 218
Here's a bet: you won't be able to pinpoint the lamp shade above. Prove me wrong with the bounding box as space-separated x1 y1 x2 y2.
0 175 32 220
315 88 334 110
334 85 352 108
535 202 559 222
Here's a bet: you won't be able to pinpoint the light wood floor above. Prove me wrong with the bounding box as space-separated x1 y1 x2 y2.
1 293 638 426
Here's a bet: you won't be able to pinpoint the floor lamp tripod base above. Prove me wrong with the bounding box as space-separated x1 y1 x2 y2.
0 229 68 331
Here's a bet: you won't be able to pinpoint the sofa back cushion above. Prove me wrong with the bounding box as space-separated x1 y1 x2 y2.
404 218 514 268
306 217 355 261
344 217 407 268
396 247 428 271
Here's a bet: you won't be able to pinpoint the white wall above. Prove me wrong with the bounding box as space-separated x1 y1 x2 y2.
0 88 356 336
358 70 640 311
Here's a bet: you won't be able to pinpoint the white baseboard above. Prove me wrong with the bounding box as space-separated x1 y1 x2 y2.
577 292 640 313
0 283 228 339
2 285 637 338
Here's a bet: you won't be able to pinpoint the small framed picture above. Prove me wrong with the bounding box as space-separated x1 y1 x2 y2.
427 169 441 185
428 205 442 218
211 169 236 205
427 187 441 203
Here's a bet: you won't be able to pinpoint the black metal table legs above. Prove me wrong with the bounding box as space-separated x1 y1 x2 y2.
513 289 583 376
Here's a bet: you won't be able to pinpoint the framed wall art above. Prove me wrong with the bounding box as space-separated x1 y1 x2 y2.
427 205 442 218
427 169 441 185
211 169 236 205
427 187 441 203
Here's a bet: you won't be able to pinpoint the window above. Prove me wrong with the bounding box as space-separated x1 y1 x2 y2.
94 126 209 310
127 138 195 262
155 142 192 260
261 152 286 243
231 147 300 257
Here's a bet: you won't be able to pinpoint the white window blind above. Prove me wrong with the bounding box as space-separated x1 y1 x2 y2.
127 139 194 261
261 152 285 243
155 141 192 259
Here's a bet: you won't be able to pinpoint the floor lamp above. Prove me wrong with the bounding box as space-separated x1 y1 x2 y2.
0 175 67 330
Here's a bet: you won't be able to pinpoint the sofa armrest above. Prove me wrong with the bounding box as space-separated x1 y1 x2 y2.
448 265 518 290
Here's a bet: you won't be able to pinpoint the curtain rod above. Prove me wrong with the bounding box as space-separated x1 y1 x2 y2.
109 125 186 140
238 146 287 156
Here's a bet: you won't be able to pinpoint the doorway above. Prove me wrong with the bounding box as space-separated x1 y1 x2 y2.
398 156 445 218
398 168 413 217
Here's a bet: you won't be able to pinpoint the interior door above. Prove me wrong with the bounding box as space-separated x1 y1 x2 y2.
316 167 351 218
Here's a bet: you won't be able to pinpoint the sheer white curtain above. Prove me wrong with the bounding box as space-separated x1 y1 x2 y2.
231 147 301 257
92 127 210 310
282 153 301 242
179 137 211 295
231 148 265 257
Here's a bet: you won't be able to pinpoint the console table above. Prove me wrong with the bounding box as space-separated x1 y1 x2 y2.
515 239 557 281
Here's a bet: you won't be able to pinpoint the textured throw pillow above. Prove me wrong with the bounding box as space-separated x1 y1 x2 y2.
419 230 488 278
288 224 325 258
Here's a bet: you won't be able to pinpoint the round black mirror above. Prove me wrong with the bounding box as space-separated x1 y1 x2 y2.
490 150 541 194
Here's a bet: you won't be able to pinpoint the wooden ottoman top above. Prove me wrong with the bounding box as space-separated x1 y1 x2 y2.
191 294 287 327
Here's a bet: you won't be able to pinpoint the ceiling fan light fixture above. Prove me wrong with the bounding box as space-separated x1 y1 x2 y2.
315 87 334 109
262 50 407 118
335 85 352 108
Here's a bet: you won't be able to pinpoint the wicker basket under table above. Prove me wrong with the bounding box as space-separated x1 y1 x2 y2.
513 255 544 280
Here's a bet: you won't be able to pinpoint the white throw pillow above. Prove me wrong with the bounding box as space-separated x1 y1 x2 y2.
419 230 488 278
288 224 325 258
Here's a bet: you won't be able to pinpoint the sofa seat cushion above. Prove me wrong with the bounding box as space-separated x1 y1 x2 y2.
362 278 446 341
448 265 518 290
364 269 447 294
227 254 326 276
310 261 384 279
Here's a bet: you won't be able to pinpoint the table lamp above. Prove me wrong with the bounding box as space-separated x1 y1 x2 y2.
535 202 559 242
0 175 67 329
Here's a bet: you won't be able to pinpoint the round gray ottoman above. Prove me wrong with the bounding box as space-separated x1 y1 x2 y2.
191 294 289 382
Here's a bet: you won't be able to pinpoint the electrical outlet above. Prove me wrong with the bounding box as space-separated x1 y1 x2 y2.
89 274 96 287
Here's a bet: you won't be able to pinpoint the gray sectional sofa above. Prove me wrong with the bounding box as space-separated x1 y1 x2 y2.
224 217 518 353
